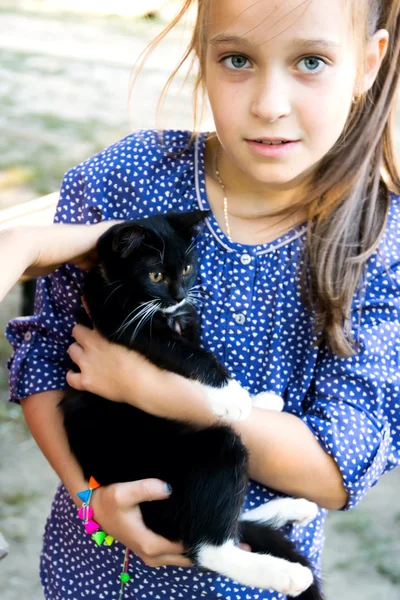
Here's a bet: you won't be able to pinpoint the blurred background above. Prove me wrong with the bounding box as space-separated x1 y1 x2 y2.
0 1 399 599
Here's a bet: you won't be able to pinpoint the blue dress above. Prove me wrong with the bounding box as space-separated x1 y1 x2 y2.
6 129 400 600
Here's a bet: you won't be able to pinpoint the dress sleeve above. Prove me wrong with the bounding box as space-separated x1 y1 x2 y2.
7 163 102 403
301 260 400 510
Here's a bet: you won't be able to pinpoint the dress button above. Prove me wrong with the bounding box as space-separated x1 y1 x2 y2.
24 331 32 342
233 313 246 325
240 253 252 266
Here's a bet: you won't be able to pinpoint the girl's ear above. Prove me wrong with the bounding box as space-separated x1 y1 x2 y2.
98 222 145 259
359 29 389 94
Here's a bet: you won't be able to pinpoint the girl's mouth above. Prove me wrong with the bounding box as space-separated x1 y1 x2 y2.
246 138 300 157
255 140 291 145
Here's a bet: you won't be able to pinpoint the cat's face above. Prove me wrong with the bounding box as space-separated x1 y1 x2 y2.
97 211 208 314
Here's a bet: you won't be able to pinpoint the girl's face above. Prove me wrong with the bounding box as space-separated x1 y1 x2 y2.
205 0 360 189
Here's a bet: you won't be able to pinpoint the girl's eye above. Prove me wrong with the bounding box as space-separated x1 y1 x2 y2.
149 272 163 283
297 56 326 74
183 265 192 276
222 55 251 70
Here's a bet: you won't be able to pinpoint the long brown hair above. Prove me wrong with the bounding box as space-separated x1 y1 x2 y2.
130 0 400 357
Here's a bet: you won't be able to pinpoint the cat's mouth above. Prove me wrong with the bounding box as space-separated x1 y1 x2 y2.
160 299 186 315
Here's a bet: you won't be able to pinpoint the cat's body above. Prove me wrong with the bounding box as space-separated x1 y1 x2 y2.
59 211 324 599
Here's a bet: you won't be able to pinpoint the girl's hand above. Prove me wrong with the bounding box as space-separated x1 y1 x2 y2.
90 479 191 567
0 222 119 303
23 221 121 277
66 324 216 426
66 324 158 404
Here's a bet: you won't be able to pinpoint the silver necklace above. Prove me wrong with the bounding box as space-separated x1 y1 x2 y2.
214 145 233 242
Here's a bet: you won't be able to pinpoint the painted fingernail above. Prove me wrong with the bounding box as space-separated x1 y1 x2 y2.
165 483 173 494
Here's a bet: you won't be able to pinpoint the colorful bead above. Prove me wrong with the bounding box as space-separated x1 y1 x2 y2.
77 489 91 503
120 573 130 583
104 535 115 546
88 476 101 489
92 531 107 546
78 505 94 521
85 520 100 535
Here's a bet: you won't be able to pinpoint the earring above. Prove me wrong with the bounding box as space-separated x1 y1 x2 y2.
352 95 358 104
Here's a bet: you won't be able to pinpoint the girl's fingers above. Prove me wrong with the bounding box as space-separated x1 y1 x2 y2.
127 514 186 557
72 323 96 345
102 481 188 558
66 370 82 390
67 341 84 363
125 478 172 504
137 530 187 557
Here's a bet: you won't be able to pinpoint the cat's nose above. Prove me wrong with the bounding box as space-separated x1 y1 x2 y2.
170 283 185 302
171 287 185 302
173 293 185 302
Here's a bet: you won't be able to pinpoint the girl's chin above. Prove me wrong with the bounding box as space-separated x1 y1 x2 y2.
245 170 310 190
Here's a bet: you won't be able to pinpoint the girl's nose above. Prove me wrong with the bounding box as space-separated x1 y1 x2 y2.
250 74 291 122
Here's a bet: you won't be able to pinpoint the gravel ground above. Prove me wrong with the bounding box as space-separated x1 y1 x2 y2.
0 6 399 600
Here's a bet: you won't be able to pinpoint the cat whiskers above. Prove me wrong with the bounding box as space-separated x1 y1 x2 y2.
187 299 201 310
146 230 166 263
147 303 160 341
143 242 164 263
188 290 208 299
185 239 200 256
130 301 161 342
102 283 124 307
114 299 159 339
186 292 205 309
189 284 211 297
187 287 208 302
103 279 123 288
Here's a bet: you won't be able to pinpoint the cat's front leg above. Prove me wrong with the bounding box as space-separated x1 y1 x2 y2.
251 391 285 412
134 333 252 421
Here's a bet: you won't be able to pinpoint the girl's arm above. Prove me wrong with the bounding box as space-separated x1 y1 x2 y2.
232 409 348 510
67 326 348 511
21 390 191 567
0 222 119 301
21 390 89 503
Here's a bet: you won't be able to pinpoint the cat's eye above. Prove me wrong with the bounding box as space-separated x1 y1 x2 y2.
149 272 164 283
183 265 192 276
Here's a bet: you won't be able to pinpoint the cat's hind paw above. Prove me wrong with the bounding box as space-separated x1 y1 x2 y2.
277 563 314 597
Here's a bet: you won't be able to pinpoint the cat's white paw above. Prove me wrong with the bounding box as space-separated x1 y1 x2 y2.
195 379 252 421
252 391 284 412
241 497 318 529
274 562 314 597
290 499 319 526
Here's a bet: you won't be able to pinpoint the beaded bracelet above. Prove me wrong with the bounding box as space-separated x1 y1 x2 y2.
77 476 115 546
77 477 131 599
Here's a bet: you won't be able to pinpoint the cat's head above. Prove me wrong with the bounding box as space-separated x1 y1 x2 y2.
95 210 209 313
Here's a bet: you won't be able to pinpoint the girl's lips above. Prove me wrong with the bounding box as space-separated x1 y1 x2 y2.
246 139 300 157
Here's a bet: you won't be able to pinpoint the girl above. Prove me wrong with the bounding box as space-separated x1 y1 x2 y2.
6 1 400 599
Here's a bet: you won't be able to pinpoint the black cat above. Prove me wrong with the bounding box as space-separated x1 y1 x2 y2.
59 210 324 599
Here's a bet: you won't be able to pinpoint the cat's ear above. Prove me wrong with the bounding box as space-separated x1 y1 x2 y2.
98 222 145 259
112 224 146 258
167 210 210 237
